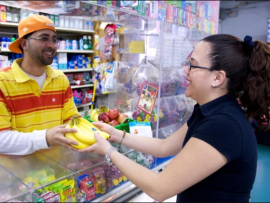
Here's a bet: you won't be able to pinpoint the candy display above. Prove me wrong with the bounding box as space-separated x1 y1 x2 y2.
77 174 96 201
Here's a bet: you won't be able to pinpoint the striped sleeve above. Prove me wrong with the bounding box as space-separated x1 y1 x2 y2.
63 84 80 123
0 88 11 132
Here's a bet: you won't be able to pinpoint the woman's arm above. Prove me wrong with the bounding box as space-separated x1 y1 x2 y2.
120 123 188 157
93 122 188 158
109 137 227 202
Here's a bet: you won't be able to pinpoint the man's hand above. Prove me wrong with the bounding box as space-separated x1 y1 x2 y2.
46 124 78 150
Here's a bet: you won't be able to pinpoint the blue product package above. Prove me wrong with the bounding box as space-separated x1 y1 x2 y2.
78 60 83 69
68 61 75 69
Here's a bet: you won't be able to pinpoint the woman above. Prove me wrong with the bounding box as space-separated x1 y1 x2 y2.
78 34 270 202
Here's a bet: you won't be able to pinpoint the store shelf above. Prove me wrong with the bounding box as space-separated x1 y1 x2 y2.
59 69 93 73
71 84 93 89
95 91 117 96
0 22 94 34
57 49 94 53
0 48 11 53
76 102 94 108
56 27 94 34
0 48 93 54
0 22 18 28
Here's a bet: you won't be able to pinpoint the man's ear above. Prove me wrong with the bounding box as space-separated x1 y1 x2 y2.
19 38 27 52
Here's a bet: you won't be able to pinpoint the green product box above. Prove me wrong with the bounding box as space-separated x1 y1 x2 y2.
133 1 146 16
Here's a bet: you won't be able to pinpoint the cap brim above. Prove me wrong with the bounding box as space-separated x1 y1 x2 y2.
9 38 23 54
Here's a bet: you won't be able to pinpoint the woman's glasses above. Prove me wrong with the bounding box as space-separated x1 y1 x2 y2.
189 61 214 71
188 61 230 78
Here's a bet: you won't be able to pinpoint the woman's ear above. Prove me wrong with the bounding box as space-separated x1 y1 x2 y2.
212 70 227 87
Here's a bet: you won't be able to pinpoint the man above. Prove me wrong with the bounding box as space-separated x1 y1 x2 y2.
0 14 79 155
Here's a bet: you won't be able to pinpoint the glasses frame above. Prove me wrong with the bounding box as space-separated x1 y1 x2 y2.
189 61 214 71
27 36 59 45
188 61 230 78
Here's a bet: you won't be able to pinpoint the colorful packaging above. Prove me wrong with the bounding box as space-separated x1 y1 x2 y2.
157 1 166 22
211 20 216 34
181 1 186 10
205 2 211 19
77 174 96 201
192 14 197 30
182 10 187 27
32 193 45 203
178 8 184 26
166 4 174 23
0 5 7 22
173 6 178 25
41 191 61 202
148 1 158 19
60 180 76 202
186 11 193 28
204 18 209 33
136 1 146 16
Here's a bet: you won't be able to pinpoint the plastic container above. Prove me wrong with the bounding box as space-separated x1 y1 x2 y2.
1 37 6 49
72 40 78 50
84 116 135 133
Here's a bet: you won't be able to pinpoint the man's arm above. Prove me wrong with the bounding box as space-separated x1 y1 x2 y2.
0 130 49 155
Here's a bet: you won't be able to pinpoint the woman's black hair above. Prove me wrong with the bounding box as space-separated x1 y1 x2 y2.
202 34 270 129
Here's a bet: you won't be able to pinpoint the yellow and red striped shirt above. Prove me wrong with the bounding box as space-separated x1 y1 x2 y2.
0 58 79 133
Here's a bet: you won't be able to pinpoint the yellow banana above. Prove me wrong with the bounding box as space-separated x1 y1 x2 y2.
90 109 98 120
65 132 90 150
93 114 99 122
71 123 97 145
79 119 110 139
64 117 110 150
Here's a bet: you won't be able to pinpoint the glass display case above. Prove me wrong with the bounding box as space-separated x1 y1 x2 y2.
0 1 219 202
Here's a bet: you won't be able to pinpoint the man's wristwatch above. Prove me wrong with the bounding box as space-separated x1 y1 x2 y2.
105 147 117 166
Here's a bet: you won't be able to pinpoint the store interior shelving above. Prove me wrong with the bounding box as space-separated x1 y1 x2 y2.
0 1 220 202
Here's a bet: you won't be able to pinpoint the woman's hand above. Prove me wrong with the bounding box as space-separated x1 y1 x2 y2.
92 122 122 143
78 132 112 155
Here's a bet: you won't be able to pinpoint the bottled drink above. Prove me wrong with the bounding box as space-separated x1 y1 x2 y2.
1 37 7 49
88 36 92 50
13 8 19 23
83 35 88 50
6 37 11 48
79 38 84 50
20 9 28 21
54 15 59 27
6 6 12 22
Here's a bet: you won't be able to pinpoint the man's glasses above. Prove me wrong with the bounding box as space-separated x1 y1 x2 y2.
189 61 214 71
27 37 59 45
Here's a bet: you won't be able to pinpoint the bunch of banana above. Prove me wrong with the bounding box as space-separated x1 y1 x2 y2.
65 116 110 149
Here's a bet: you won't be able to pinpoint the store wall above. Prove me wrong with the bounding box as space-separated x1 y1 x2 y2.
219 1 270 42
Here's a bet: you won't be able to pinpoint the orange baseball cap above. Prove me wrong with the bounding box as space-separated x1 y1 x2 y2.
9 14 56 54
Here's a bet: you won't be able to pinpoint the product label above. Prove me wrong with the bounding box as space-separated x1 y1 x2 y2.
0 6 7 22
